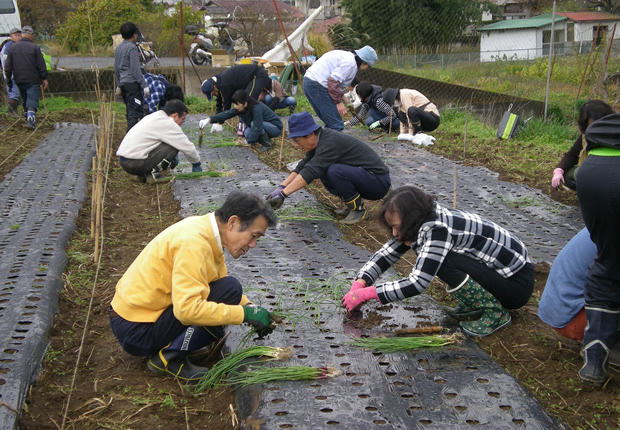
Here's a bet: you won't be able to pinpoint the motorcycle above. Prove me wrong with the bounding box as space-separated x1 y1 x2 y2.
185 25 213 66
136 27 160 67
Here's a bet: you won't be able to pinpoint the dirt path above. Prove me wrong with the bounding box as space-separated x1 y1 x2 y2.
2 112 616 429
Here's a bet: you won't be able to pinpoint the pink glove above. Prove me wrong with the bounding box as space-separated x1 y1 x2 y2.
342 286 379 312
551 168 565 188
349 280 366 293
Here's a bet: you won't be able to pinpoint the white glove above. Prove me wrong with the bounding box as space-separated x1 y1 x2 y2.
411 133 435 147
210 123 224 133
115 87 121 96
397 133 414 142
199 117 211 129
143 87 150 98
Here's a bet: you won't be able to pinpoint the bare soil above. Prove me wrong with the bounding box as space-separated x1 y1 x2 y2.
2 111 616 430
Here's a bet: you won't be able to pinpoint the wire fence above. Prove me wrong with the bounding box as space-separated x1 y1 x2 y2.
1 2 619 119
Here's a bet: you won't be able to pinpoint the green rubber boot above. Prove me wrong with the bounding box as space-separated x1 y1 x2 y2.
444 277 483 318
449 275 511 337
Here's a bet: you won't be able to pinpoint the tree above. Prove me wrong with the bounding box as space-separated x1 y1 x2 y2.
17 0 76 36
56 0 147 53
584 0 620 14
340 0 495 53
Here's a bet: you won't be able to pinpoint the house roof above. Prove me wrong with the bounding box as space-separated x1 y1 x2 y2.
204 1 305 19
478 13 567 31
313 16 342 33
556 11 620 22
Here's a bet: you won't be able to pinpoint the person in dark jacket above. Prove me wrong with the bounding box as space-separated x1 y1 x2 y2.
575 110 620 389
199 90 283 152
4 25 48 129
201 64 270 127
266 112 391 224
344 81 399 132
551 100 615 191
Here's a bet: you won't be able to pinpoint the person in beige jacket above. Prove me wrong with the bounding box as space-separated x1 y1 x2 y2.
382 88 440 136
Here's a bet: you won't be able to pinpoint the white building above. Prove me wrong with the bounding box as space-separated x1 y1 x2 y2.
478 11 620 62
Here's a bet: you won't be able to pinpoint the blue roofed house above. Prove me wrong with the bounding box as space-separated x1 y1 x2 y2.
478 11 620 62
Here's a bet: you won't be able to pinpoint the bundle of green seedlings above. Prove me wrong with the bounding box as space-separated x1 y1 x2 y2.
173 169 234 180
194 345 293 391
275 200 334 223
225 365 341 388
346 333 460 353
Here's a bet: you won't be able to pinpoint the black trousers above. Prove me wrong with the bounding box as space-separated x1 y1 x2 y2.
577 155 620 309
121 82 144 131
436 252 534 309
119 143 178 176
403 107 440 134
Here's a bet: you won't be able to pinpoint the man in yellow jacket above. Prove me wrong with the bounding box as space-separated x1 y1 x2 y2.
109 192 278 382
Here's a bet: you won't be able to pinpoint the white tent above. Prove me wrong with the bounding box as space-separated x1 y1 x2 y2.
261 6 323 62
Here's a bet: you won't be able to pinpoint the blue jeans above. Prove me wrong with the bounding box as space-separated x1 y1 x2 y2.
303 78 344 131
244 120 282 143
109 276 243 357
263 95 297 110
366 108 400 131
321 164 391 201
17 82 40 113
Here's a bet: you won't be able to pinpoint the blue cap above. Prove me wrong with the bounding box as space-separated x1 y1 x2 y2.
201 78 214 101
287 112 321 139
354 45 377 67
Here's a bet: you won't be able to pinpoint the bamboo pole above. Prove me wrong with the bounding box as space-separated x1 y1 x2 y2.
453 166 457 210
279 119 286 170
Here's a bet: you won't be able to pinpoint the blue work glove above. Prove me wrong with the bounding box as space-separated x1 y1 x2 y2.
192 162 203 172
369 121 381 130
267 185 285 200
266 190 287 209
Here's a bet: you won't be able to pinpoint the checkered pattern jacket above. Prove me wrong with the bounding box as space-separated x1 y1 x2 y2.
357 203 530 303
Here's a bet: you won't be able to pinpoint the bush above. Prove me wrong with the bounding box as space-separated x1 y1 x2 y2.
57 0 147 54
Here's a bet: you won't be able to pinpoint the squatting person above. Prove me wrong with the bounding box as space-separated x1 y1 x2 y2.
342 185 534 337
108 191 279 382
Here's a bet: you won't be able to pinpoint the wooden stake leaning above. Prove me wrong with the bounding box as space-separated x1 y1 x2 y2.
279 119 287 170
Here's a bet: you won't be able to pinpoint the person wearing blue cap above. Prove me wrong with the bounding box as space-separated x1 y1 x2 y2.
201 64 270 132
266 112 391 224
303 45 378 131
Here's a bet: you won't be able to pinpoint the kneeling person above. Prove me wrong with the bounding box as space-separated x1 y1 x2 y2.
116 99 203 183
342 186 534 337
109 192 279 382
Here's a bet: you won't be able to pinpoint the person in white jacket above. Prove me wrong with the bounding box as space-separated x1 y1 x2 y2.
116 99 203 183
